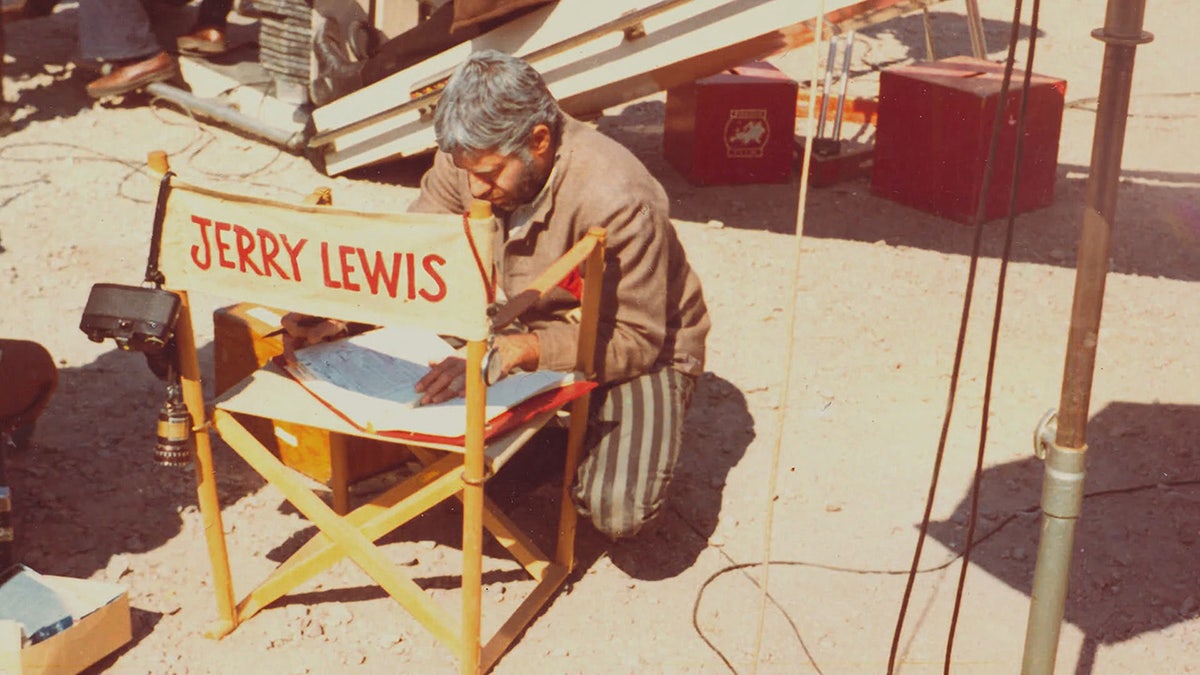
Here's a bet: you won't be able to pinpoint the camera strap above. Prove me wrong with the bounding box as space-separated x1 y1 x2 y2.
144 171 176 287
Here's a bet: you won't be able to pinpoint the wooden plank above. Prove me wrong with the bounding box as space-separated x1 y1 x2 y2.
312 0 647 133
309 0 699 149
317 0 875 174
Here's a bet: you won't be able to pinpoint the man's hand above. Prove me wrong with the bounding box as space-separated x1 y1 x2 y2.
493 332 539 377
414 333 540 405
279 313 349 364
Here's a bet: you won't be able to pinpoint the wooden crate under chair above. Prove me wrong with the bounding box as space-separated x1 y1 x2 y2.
212 301 413 514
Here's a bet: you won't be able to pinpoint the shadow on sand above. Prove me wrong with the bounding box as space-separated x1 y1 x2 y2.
927 401 1200 674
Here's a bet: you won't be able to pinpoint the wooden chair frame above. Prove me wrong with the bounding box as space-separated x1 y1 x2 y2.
150 157 604 673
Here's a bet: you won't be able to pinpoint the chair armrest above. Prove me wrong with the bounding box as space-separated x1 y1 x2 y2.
491 228 605 331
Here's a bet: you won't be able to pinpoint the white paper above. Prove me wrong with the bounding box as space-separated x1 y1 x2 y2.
286 326 575 436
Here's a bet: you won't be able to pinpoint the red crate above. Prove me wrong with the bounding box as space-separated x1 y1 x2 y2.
664 61 798 186
871 56 1067 224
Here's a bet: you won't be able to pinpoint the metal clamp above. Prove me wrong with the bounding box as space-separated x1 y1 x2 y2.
1090 27 1154 46
460 466 495 487
1033 409 1057 460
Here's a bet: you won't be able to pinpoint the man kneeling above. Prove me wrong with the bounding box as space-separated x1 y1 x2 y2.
285 50 710 540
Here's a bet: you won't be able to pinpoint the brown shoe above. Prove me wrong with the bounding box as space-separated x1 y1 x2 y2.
176 27 227 56
86 52 178 98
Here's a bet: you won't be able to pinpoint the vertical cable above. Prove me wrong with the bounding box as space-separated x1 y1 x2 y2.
945 0 1042 670
888 2 1028 670
750 2 826 671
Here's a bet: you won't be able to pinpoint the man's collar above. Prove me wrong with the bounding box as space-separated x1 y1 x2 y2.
506 161 559 240
506 119 577 239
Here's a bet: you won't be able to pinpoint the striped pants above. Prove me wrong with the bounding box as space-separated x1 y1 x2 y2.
572 367 695 540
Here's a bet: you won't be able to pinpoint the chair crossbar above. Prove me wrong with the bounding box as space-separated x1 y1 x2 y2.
481 564 570 672
235 449 467 622
214 410 465 656
409 447 552 582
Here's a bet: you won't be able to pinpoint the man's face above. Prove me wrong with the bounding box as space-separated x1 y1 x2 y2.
452 125 554 214
454 150 542 214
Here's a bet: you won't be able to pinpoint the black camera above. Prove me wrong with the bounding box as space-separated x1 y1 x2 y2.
79 283 181 353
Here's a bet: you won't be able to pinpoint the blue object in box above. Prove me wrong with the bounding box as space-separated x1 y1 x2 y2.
0 566 74 645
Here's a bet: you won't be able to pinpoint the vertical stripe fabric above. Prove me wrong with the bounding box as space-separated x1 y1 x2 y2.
572 367 695 539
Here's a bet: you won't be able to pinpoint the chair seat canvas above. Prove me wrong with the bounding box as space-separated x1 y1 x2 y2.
214 360 564 472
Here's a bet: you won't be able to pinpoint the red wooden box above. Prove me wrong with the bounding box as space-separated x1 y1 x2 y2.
871 56 1067 224
664 61 798 186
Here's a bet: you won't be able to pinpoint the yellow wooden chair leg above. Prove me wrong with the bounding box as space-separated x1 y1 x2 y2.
555 393 590 570
461 339 488 675
173 292 237 637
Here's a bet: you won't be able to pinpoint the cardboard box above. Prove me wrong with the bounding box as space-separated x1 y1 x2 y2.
871 56 1067 224
664 61 798 186
0 572 130 674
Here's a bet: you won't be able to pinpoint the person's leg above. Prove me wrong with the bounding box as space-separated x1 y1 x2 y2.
177 0 232 55
0 339 57 437
572 368 696 540
195 0 233 29
77 0 161 62
78 0 177 97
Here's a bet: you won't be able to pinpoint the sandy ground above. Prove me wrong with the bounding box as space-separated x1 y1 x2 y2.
3 0 1200 673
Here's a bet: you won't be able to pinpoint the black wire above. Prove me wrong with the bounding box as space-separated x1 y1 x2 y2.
888 3 1035 670
1066 91 1200 118
691 478 1200 673
945 2 1042 670
884 153 983 672
0 139 307 203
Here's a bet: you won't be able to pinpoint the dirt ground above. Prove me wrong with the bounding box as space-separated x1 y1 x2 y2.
3 0 1200 673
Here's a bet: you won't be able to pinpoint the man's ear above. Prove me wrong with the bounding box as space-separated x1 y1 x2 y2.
529 124 553 160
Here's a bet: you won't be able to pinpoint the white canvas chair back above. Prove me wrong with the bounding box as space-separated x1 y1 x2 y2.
157 177 495 341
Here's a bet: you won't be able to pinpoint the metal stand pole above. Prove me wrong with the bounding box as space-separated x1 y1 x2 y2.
964 0 988 59
1 7 10 134
1021 1 1152 672
830 31 855 143
816 38 838 139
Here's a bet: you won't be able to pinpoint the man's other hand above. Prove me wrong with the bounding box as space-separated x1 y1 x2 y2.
280 313 348 364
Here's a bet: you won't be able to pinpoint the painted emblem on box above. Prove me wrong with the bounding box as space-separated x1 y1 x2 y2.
724 109 770 158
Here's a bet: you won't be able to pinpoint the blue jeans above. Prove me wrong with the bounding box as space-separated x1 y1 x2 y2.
77 0 160 61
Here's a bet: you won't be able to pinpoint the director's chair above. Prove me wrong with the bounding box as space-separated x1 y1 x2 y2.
149 166 605 674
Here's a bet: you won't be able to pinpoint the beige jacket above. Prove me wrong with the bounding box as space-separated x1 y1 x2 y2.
409 116 710 384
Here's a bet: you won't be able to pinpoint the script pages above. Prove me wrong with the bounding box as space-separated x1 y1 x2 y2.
283 325 576 438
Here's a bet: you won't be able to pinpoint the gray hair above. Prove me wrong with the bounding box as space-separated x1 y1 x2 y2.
433 50 563 159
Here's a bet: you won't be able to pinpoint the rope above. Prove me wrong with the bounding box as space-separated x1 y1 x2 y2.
750 1 826 671
461 212 497 305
